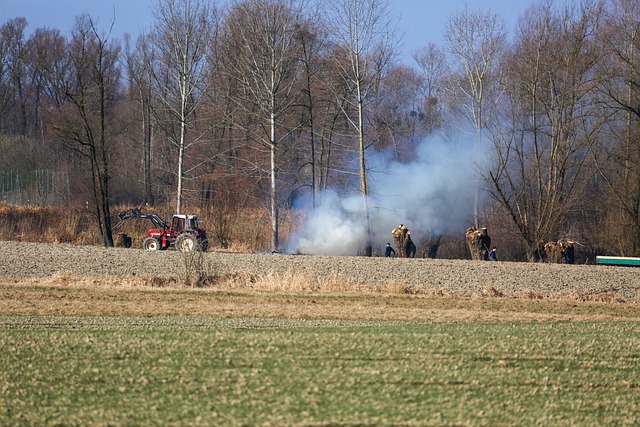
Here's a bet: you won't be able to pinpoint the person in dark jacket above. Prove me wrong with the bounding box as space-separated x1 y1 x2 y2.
385 242 396 257
488 247 498 261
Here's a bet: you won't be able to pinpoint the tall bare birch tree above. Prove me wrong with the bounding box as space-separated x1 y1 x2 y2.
149 0 216 213
222 0 306 251
323 0 397 256
445 5 507 228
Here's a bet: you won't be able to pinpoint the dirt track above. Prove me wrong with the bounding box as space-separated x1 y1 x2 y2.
0 241 639 301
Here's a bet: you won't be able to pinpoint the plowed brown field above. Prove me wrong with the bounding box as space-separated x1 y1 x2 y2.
1 241 638 302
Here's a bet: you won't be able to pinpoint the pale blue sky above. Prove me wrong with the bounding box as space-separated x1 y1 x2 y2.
1 0 535 65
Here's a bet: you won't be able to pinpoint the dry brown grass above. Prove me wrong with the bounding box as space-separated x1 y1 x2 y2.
0 204 293 252
1 270 638 323
0 204 99 245
551 291 628 304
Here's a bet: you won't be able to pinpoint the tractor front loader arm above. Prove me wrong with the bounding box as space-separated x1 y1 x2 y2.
114 208 167 230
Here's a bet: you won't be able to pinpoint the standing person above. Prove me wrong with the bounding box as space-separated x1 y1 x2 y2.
405 233 416 258
385 243 396 257
488 247 498 261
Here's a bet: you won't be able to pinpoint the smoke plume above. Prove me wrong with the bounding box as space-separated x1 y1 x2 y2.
287 135 486 256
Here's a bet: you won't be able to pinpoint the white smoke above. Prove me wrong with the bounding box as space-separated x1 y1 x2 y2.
289 189 368 256
287 135 487 256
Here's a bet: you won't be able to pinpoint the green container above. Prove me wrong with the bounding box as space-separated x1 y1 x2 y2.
596 256 640 267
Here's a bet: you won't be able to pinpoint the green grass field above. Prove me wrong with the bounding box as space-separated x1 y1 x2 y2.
1 315 639 426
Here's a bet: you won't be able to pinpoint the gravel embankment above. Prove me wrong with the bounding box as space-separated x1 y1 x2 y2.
1 241 638 301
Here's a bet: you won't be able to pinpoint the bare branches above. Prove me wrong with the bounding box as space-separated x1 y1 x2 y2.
445 5 507 131
321 0 398 256
488 1 604 258
220 0 309 250
44 15 123 247
148 0 217 213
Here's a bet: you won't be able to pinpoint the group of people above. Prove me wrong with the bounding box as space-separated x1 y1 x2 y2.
386 222 500 261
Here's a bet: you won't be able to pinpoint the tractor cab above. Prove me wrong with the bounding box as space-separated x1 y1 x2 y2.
171 215 186 233
170 214 200 233
170 214 205 236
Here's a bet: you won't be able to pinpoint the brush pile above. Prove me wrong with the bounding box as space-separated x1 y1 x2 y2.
465 227 491 261
391 224 416 258
544 240 575 264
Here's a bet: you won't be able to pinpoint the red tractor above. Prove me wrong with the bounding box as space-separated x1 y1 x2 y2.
115 208 208 252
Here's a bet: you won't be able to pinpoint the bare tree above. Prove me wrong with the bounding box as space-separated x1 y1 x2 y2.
445 5 507 227
25 27 67 138
488 1 603 260
148 0 216 213
0 18 28 135
46 15 122 247
323 0 397 256
124 34 157 205
222 0 307 251
371 64 424 160
413 43 447 135
315 67 352 194
294 11 327 209
593 0 640 255
0 23 10 126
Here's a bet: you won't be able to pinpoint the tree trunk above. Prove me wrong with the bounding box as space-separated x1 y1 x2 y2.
270 110 279 251
357 86 372 257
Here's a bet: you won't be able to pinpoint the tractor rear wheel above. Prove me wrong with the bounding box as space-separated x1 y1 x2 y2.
142 237 161 251
175 233 198 253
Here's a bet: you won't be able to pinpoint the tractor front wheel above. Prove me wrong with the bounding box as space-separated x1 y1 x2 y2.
175 233 198 253
142 237 161 251
198 237 209 252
